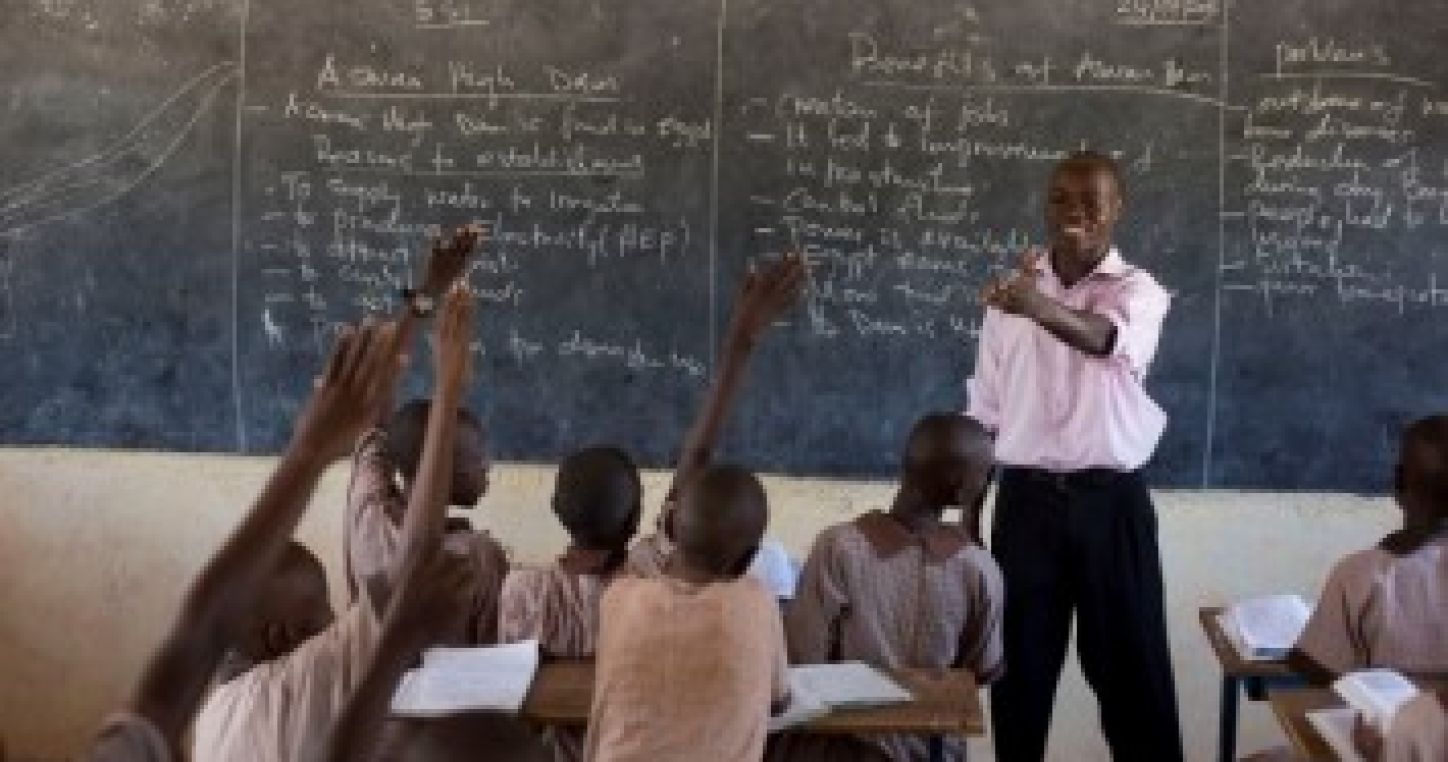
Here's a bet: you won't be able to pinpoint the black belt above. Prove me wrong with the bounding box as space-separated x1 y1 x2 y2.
1002 465 1137 490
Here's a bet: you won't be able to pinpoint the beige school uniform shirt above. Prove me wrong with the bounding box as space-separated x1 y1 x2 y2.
191 591 381 762
585 574 789 762
1295 536 1448 673
83 714 173 762
499 548 621 762
780 511 1005 761
1384 693 1448 762
346 428 508 644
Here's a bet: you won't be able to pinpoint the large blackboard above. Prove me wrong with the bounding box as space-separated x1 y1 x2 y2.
3 0 1446 490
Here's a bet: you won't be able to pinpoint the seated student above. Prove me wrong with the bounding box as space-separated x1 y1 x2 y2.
586 465 790 762
779 413 1004 762
82 319 403 761
499 445 642 660
498 445 641 761
1290 415 1448 683
322 287 546 762
628 254 806 599
345 224 509 645
191 287 480 762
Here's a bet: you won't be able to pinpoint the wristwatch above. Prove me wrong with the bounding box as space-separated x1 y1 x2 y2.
400 287 437 318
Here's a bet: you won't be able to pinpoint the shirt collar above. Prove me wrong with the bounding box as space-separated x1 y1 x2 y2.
1043 246 1129 285
557 545 626 576
852 510 971 563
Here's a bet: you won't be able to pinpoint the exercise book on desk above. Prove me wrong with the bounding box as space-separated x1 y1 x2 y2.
769 662 913 732
1219 594 1312 660
1307 670 1421 762
391 640 541 717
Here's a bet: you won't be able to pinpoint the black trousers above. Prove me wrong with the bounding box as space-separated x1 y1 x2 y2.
988 467 1183 762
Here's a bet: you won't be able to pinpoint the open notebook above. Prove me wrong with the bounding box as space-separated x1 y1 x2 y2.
1218 594 1312 661
1307 669 1421 762
390 640 541 718
769 662 914 732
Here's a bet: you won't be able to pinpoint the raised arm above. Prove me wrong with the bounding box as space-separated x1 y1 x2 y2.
668 255 806 499
319 548 477 762
129 320 403 747
982 249 1115 358
395 283 476 578
368 224 487 427
320 286 478 762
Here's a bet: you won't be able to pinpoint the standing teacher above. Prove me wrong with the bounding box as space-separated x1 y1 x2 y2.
967 151 1182 761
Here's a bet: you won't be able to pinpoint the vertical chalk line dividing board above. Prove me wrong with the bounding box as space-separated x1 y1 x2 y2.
1 0 1446 489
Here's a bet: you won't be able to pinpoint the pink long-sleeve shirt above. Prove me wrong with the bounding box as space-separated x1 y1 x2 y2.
966 248 1171 472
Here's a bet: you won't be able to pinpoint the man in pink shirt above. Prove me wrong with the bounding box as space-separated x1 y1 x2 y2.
967 151 1181 761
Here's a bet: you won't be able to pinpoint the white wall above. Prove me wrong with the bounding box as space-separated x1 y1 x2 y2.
0 448 1398 760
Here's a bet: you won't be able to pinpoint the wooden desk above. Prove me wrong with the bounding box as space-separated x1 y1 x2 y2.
1199 607 1303 762
1268 689 1342 761
520 661 985 762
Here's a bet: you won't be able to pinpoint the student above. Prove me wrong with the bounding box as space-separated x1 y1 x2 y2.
345 224 509 645
1290 415 1448 683
497 445 641 761
628 255 807 597
191 287 479 762
780 413 1005 761
82 319 403 761
322 286 547 762
499 445 642 660
586 465 790 762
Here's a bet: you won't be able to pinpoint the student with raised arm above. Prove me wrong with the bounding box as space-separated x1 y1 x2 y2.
969 152 1181 760
1289 415 1448 684
83 319 402 762
780 413 1004 761
321 285 547 762
345 225 509 645
193 286 508 762
587 465 790 762
628 255 807 595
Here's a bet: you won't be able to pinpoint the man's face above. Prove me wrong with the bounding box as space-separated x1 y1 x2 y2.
1046 164 1122 265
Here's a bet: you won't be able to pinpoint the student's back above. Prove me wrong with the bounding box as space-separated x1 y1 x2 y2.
586 573 786 762
1296 537 1448 673
780 415 1003 762
1295 416 1448 678
585 466 788 762
788 514 1003 674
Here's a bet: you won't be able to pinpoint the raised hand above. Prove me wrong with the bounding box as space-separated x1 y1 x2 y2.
421 224 489 297
982 248 1046 317
292 319 403 462
729 252 808 343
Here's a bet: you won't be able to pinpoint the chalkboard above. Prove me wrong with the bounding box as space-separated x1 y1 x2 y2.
2 0 1446 490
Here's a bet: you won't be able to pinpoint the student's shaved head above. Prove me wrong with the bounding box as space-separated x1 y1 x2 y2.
1399 415 1448 515
674 465 769 578
902 413 994 509
238 541 333 663
552 446 643 550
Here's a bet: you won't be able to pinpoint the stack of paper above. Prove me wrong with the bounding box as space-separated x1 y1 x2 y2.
769 662 913 732
1219 594 1312 660
1307 669 1421 762
391 640 541 718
